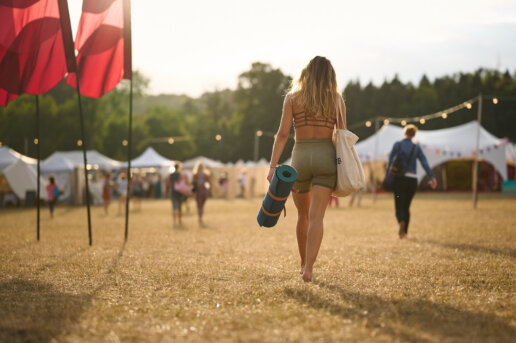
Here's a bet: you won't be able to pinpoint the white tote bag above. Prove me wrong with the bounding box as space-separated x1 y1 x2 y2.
333 104 366 197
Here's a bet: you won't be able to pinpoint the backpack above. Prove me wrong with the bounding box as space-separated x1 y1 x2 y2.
383 143 416 191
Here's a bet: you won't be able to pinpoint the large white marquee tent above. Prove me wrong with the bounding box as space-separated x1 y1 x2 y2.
126 147 174 169
355 121 508 181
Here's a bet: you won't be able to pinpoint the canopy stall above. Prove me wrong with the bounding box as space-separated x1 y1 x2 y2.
355 121 508 182
43 150 121 171
183 156 224 169
41 150 121 205
0 146 36 172
126 147 174 169
3 159 47 201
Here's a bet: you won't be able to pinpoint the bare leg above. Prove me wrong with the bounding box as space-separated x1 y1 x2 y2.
303 185 332 282
292 191 310 274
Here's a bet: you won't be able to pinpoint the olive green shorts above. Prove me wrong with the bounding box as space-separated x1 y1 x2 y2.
291 139 337 193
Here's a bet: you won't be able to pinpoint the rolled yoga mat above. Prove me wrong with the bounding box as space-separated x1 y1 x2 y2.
257 165 298 228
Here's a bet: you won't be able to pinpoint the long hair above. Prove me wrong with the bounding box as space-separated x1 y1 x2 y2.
289 56 341 120
193 162 204 176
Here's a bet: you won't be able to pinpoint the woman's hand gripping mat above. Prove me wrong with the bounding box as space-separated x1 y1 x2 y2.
257 165 297 227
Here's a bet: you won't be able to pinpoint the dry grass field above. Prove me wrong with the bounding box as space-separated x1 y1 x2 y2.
0 193 515 343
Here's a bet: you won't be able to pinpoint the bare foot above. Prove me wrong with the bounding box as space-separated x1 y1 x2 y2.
302 270 312 282
299 264 305 275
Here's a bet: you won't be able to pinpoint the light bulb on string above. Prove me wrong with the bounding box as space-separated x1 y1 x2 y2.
215 134 222 141
492 98 498 104
168 138 174 144
383 119 390 125
419 118 426 124
466 103 472 109
77 139 83 147
365 121 372 127
442 112 448 119
401 120 407 126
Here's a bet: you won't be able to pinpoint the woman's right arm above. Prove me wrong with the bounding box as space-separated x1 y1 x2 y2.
267 94 293 182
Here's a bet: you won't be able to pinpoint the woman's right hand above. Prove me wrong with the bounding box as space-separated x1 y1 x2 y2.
430 178 437 189
267 167 275 183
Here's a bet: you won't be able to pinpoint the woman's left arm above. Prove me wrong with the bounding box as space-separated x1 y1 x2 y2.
417 146 437 188
267 94 293 182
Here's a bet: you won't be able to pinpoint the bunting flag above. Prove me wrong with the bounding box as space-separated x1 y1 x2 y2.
0 0 76 106
66 0 132 98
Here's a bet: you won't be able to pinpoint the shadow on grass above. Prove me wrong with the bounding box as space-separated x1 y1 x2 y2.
0 241 126 343
285 284 515 342
413 238 516 259
0 278 91 343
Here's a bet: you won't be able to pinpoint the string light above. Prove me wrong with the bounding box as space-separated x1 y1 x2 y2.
33 138 39 144
122 139 128 146
349 96 487 131
215 134 222 141
168 138 174 144
256 130 263 137
77 139 83 147
492 98 498 104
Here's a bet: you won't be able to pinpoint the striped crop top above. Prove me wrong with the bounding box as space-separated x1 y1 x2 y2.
291 101 337 129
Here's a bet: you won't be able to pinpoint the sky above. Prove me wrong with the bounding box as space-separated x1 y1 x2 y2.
68 0 516 97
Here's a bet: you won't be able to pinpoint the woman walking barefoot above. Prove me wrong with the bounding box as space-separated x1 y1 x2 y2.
267 56 345 282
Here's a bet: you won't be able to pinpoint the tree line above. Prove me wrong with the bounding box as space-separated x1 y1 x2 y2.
1 63 515 163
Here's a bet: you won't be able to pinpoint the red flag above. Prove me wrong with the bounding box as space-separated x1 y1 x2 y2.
0 0 76 106
66 0 132 98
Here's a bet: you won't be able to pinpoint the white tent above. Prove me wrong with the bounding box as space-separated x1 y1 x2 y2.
355 121 508 181
183 156 224 169
0 146 36 172
41 156 75 173
127 147 174 169
2 159 47 200
43 150 121 171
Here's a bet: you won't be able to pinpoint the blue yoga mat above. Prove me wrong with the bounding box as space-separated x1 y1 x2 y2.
257 165 298 228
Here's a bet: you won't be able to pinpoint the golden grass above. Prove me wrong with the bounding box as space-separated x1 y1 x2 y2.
0 193 515 342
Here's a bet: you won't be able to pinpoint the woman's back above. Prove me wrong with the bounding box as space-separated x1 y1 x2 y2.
289 94 344 140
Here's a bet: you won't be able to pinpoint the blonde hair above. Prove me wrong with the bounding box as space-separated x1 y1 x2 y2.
193 162 204 175
289 56 341 120
404 124 418 138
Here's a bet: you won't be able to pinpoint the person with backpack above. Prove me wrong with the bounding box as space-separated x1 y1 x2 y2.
387 124 437 239
46 176 59 218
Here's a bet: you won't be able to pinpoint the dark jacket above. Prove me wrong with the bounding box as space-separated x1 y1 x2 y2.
388 138 434 178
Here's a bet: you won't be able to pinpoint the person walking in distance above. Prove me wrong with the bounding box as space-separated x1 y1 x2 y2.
192 162 211 225
166 162 186 227
102 171 113 215
46 176 59 218
238 170 246 198
268 56 344 282
387 124 437 239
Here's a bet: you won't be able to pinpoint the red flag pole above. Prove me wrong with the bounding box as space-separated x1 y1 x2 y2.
58 0 93 245
123 0 133 241
35 95 40 241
